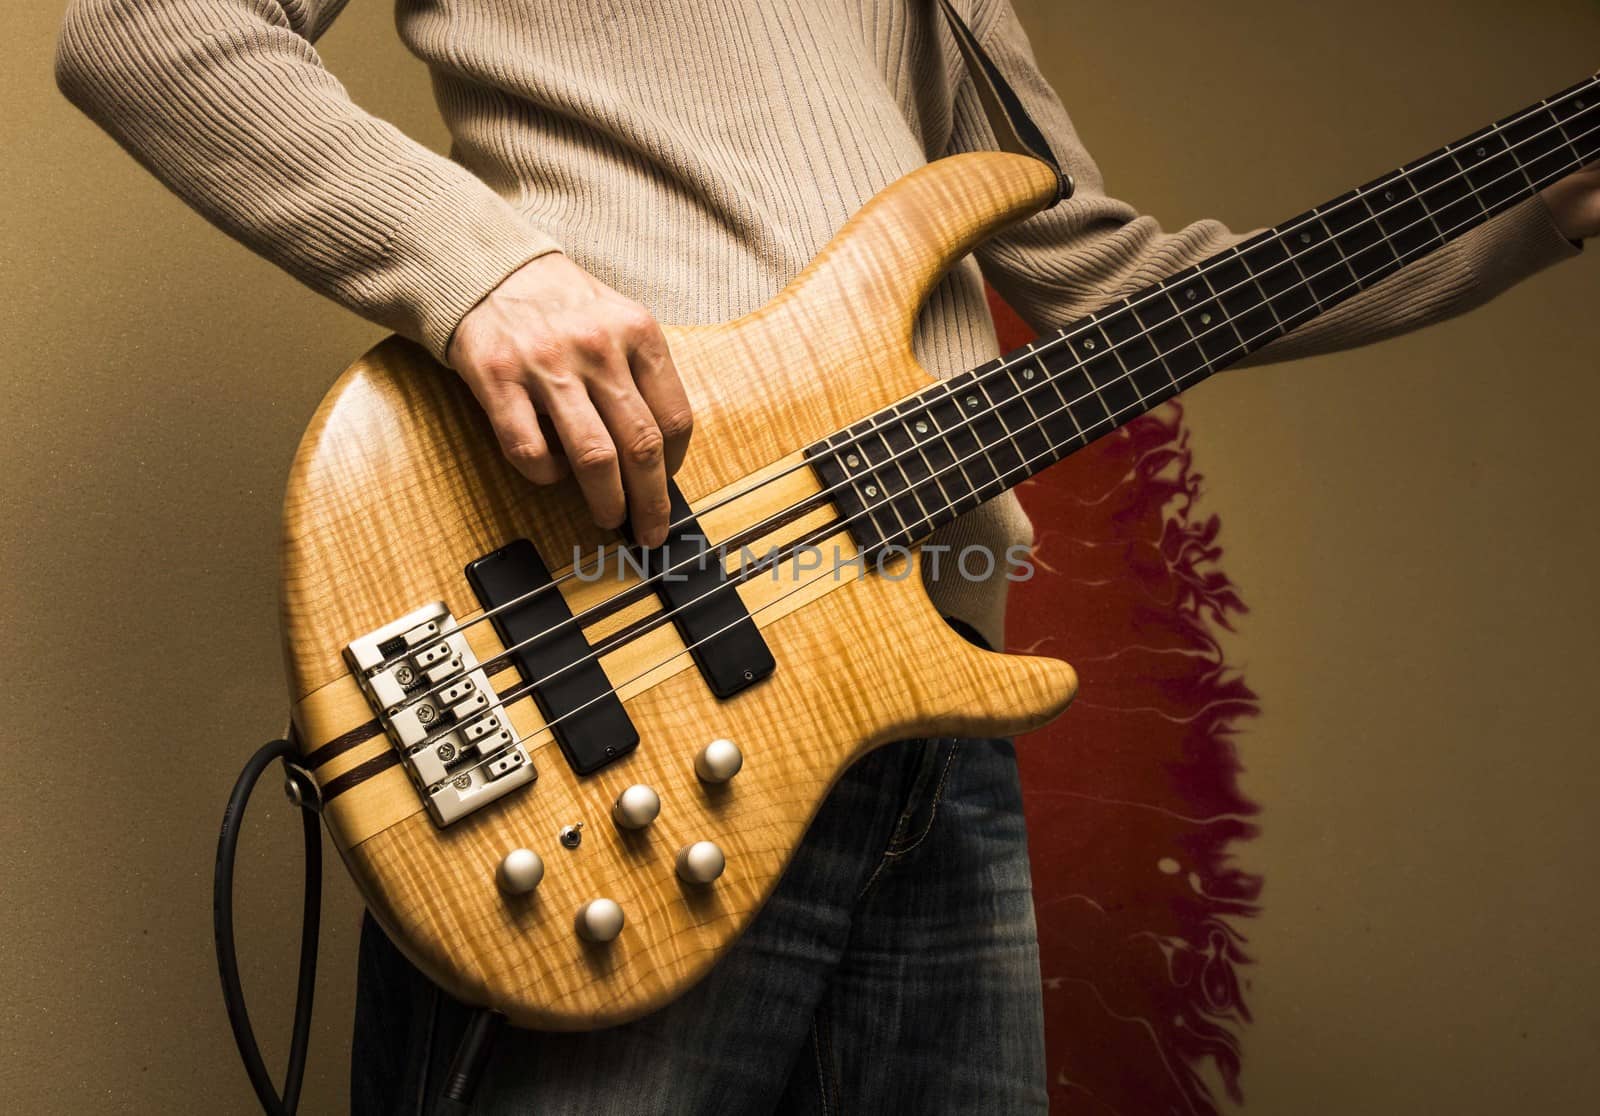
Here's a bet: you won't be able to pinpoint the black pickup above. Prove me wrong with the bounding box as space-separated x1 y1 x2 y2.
631 482 775 699
465 538 638 775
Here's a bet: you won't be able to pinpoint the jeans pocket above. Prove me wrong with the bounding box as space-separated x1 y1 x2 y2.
883 738 960 857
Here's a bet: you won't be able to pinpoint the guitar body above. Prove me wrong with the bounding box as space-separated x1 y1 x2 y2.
282 151 1078 1029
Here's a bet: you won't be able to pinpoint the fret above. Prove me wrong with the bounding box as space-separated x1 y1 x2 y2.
1549 83 1599 164
1192 267 1251 350
1318 190 1396 280
923 376 999 516
905 391 971 520
1007 353 1076 470
1198 251 1282 354
955 367 1022 503
1357 171 1443 270
1406 149 1482 242
1237 235 1318 333
805 74 1597 557
1132 290 1196 394
863 415 938 542
880 405 935 498
1233 234 1304 332
1393 171 1449 242
823 427 898 545
967 365 1033 482
894 361 1062 541
1130 288 1201 396
1165 270 1243 368
1505 104 1579 190
890 398 960 512
1441 145 1492 224
981 355 1058 467
1495 121 1539 192
1066 322 1138 424
1053 362 1126 442
1285 215 1362 308
1099 303 1179 409
1024 348 1088 450
806 431 879 549
1449 126 1528 215
1548 97 1587 164
838 425 908 546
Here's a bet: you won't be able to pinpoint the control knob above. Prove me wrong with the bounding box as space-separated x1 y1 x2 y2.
575 898 625 943
495 848 545 896
612 784 661 830
694 738 743 784
676 841 727 885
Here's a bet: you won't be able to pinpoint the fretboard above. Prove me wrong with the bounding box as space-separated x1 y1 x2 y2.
807 73 1597 556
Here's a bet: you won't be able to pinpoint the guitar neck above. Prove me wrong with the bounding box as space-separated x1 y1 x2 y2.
806 72 1598 556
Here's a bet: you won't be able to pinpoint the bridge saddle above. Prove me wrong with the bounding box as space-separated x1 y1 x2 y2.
344 601 535 826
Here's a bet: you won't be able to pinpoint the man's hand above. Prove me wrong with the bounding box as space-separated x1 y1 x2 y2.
1541 165 1600 241
447 254 693 549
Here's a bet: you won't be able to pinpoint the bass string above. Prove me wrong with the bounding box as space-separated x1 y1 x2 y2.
367 85 1598 668
386 108 1600 722
369 81 1598 673
430 141 1596 790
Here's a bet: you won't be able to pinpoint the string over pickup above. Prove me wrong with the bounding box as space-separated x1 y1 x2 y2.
344 602 536 826
628 482 775 699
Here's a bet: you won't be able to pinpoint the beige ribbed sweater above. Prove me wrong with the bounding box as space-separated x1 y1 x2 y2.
55 0 1578 648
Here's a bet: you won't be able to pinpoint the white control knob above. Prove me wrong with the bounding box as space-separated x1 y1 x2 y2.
676 841 726 885
694 738 743 784
612 784 661 830
495 848 545 896
575 898 625 943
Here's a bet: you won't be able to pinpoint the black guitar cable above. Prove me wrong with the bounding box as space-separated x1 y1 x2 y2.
214 736 509 1115
213 736 322 1116
433 1009 506 1114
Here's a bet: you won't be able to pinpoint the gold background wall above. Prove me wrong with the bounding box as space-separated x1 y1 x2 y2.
2 0 1595 1111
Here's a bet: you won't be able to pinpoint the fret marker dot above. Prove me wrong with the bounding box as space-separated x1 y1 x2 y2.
966 396 980 409
864 484 878 498
1084 339 1097 351
1299 231 1312 243
1383 190 1395 202
1185 289 1197 301
1474 146 1486 157
914 421 928 435
1199 312 1213 325
845 453 859 468
1578 99 1588 109
1022 367 1034 380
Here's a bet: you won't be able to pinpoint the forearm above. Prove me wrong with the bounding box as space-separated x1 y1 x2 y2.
55 0 559 361
1239 195 1577 366
960 1 1581 366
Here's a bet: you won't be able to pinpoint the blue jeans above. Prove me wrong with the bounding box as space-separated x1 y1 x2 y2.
352 735 1047 1114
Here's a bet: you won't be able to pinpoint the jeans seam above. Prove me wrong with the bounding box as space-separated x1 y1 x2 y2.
413 984 441 1115
883 741 960 859
853 741 961 904
810 1011 839 1116
852 847 894 905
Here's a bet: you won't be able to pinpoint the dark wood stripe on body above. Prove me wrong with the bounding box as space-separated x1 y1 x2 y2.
321 750 402 801
303 718 383 769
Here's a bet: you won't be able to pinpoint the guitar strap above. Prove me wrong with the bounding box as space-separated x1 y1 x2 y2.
935 0 1074 202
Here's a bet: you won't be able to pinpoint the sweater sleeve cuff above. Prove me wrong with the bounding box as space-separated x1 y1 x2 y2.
1484 192 1584 283
378 184 564 364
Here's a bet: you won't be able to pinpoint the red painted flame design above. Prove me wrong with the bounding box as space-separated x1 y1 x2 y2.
993 293 1263 1115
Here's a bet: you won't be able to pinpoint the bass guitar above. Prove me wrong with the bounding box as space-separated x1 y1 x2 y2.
281 72 1596 1028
